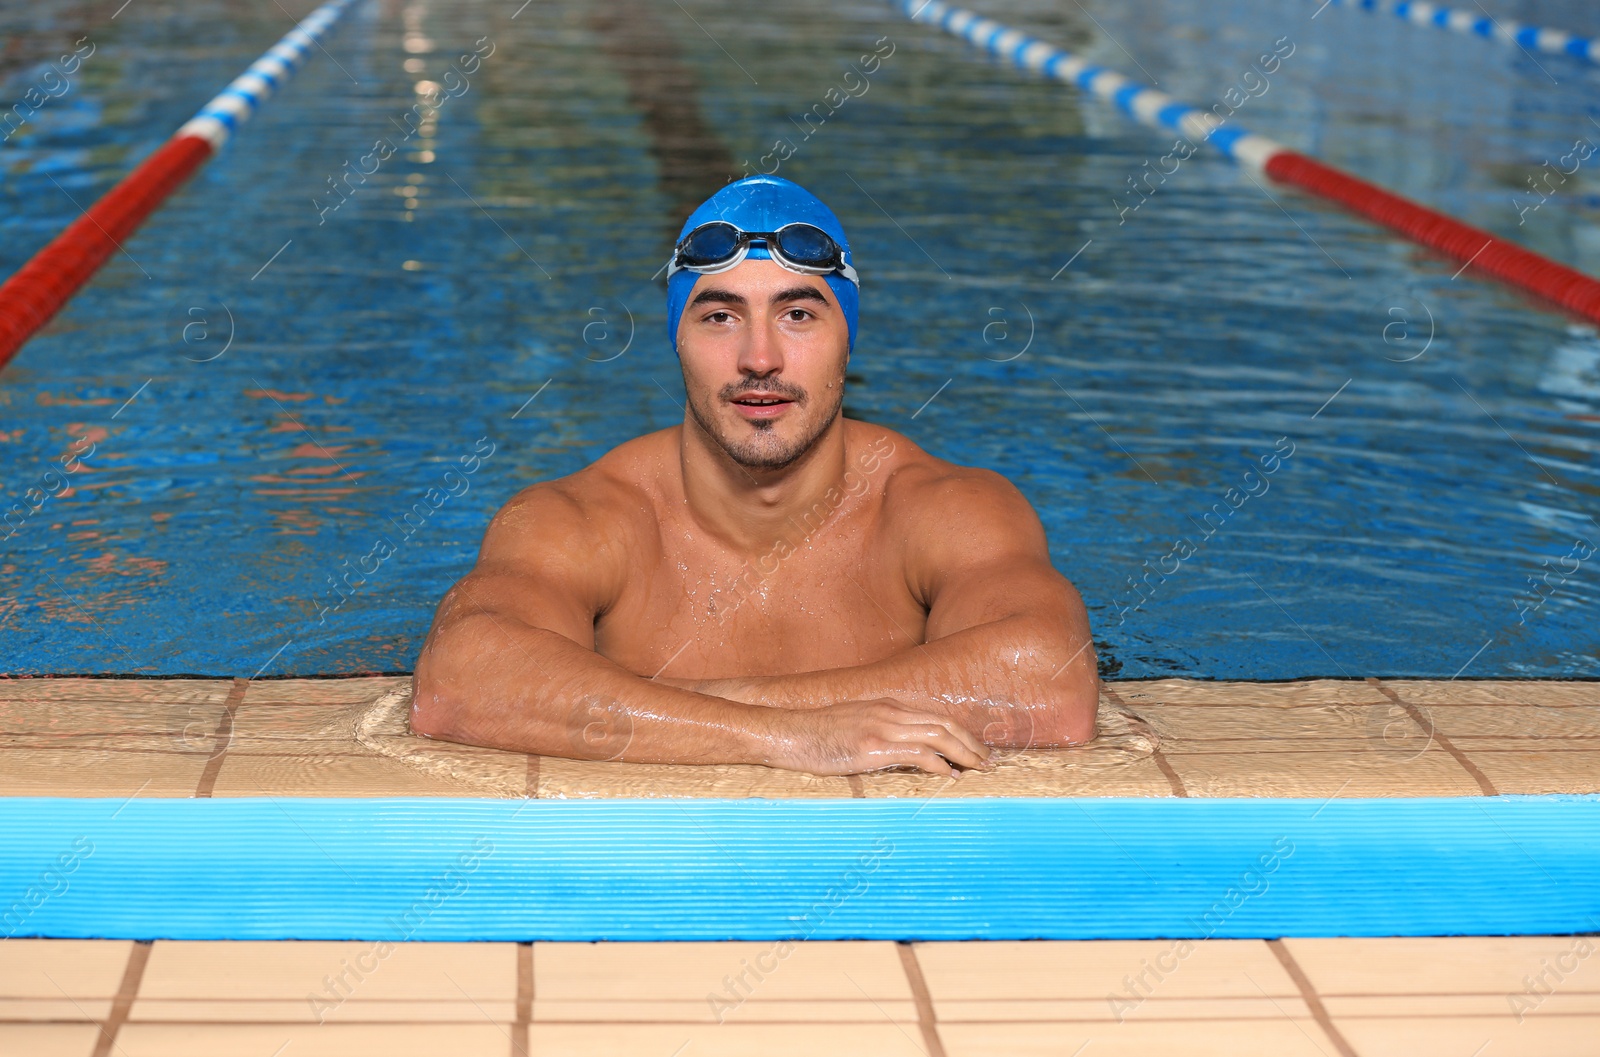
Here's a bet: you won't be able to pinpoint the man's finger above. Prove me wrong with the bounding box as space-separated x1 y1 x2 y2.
900 745 956 777
890 708 986 750
918 727 990 771
930 714 990 761
886 712 990 768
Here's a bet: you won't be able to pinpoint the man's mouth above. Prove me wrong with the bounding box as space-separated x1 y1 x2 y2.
730 391 796 419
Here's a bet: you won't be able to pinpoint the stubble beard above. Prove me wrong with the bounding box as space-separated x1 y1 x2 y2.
685 373 845 471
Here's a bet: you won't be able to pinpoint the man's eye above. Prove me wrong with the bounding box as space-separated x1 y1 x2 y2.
707 311 732 323
785 309 810 321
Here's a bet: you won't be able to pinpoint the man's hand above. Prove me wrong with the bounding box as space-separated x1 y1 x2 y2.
768 699 994 777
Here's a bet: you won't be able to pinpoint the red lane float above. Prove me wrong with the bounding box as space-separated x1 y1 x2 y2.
0 0 356 371
0 136 213 364
1265 151 1600 323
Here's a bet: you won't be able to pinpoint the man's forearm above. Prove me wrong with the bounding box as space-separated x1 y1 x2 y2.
680 614 1098 745
411 611 797 766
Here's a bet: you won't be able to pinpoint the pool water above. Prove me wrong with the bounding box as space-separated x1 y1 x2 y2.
1 0 1597 679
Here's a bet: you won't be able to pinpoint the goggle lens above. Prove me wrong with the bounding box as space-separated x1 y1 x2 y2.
774 225 836 267
678 222 743 267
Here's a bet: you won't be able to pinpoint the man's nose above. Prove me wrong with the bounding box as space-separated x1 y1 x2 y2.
737 314 785 376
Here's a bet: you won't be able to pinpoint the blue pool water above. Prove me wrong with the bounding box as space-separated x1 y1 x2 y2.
1 0 1597 679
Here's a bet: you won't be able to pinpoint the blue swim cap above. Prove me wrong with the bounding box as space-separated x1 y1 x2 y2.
666 175 858 356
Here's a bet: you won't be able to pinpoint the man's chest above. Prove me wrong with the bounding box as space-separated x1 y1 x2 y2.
594 515 927 679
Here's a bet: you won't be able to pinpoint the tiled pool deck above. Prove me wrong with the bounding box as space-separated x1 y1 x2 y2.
3 676 1596 1055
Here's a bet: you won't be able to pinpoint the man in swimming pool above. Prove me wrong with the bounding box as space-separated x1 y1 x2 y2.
410 175 1098 777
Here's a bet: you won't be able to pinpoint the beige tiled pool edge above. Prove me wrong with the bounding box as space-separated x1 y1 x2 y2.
4 678 1596 1054
4 936 1598 1056
1 676 1595 799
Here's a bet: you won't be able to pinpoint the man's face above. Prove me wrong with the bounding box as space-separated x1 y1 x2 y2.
676 257 850 471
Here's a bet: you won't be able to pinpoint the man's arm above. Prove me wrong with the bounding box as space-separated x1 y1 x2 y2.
410 479 995 776
670 467 1099 747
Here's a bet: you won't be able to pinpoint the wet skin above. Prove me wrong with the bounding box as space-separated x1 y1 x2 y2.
411 258 1099 777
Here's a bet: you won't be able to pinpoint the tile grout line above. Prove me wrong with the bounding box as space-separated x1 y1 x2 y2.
1265 939 1359 1057
193 677 249 799
513 941 533 1057
896 941 949 1057
525 755 541 799
1103 684 1189 797
90 939 151 1057
1367 677 1499 796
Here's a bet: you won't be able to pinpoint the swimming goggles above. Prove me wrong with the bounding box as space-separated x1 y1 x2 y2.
666 221 859 285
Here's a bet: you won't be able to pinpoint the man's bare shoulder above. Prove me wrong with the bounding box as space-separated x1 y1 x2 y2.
856 421 1033 526
480 427 678 564
859 423 1048 597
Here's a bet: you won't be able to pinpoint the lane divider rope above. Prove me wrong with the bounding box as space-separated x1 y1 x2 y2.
895 0 1600 325
0 0 358 371
1321 0 1597 64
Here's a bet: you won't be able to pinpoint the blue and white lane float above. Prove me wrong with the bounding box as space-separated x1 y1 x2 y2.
0 0 359 368
915 0 1286 167
176 0 358 148
1320 0 1597 64
906 0 1292 170
894 0 1600 325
